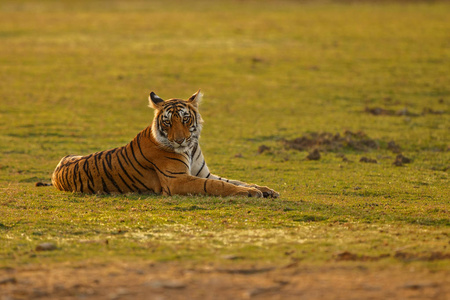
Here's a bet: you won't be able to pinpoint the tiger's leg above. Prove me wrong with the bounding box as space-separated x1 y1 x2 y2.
190 147 279 198
161 175 263 198
206 174 280 198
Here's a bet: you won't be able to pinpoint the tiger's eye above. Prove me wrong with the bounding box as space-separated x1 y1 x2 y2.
183 116 190 122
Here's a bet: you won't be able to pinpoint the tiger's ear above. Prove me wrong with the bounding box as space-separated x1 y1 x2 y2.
188 89 202 108
149 92 164 109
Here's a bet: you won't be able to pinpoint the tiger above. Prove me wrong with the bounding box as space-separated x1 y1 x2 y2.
51 90 280 198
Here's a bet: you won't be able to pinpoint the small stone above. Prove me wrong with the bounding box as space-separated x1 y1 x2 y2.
403 282 437 290
397 154 411 163
393 154 411 166
244 285 282 298
257 145 271 154
222 254 244 260
148 280 186 289
252 57 264 63
359 157 377 164
334 251 358 261
387 141 401 153
365 107 394 115
396 108 409 116
306 149 321 160
35 242 57 251
0 277 17 285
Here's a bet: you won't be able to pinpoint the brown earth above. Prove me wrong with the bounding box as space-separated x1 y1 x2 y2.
364 107 419 117
365 106 446 117
283 131 379 153
279 131 417 166
1 261 449 300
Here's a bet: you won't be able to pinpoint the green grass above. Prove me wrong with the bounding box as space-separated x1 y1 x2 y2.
1 0 449 271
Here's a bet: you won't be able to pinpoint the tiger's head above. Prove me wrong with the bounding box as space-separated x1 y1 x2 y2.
149 90 204 153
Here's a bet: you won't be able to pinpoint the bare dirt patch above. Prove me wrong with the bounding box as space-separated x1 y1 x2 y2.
359 157 378 164
306 149 321 161
364 107 419 117
334 251 389 262
393 154 412 167
365 106 447 117
1 261 449 300
394 251 450 262
279 131 416 166
365 106 397 116
333 251 450 263
283 131 379 153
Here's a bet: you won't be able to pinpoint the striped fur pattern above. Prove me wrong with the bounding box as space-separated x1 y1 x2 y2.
52 90 280 198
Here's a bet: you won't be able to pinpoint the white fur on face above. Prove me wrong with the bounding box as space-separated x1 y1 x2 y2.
152 106 202 154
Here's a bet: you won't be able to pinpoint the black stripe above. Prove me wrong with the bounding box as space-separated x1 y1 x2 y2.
87 182 95 193
80 159 94 193
129 141 147 170
149 137 160 147
61 167 70 190
168 171 186 175
104 149 116 169
117 173 133 191
164 156 189 170
206 172 211 178
195 148 202 161
82 159 93 182
93 152 103 179
132 175 153 192
119 147 129 165
116 152 136 184
195 160 205 176
203 180 208 193
63 164 72 190
142 126 152 137
181 152 190 162
101 177 110 194
101 160 123 193
166 186 171 196
134 135 176 178
82 159 95 193
72 163 79 192
193 111 198 125
120 147 144 177
58 169 65 190
190 142 198 160
78 163 84 193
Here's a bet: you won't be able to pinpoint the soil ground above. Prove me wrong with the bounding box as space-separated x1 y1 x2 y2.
1 262 449 300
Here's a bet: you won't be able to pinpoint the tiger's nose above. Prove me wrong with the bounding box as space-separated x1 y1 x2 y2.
174 138 184 145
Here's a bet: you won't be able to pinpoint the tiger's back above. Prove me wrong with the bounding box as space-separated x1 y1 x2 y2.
51 133 162 194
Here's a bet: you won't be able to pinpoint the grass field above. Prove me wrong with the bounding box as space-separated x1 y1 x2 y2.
1 0 449 298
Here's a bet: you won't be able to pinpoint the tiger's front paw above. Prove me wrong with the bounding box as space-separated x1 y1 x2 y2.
253 185 280 198
246 187 263 198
